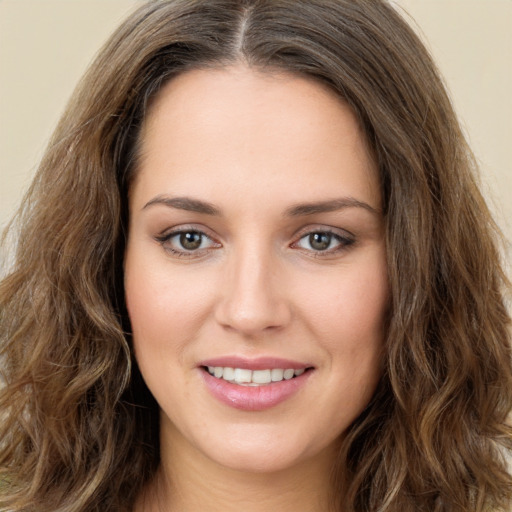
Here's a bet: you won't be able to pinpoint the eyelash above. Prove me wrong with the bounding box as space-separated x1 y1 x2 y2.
291 228 355 257
155 227 355 259
155 227 220 258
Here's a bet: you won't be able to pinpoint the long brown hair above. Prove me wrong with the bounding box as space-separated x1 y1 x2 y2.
1 1 511 510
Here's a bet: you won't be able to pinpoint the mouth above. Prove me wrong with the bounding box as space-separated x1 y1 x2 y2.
198 356 315 410
202 366 312 386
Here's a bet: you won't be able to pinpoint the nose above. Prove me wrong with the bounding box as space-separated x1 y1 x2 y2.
214 244 292 336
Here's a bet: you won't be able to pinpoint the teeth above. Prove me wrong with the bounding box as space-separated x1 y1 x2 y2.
252 369 271 384
206 366 308 385
283 369 295 380
223 367 235 381
234 368 252 383
271 368 284 381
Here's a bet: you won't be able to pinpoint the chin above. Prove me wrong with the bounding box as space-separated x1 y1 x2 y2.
190 422 338 475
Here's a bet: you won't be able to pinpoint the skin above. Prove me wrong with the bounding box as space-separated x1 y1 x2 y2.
125 65 389 511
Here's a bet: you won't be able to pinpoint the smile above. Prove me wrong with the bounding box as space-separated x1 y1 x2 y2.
200 360 314 411
205 366 306 386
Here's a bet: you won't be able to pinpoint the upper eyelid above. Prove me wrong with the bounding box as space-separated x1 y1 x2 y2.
156 224 218 240
292 224 355 240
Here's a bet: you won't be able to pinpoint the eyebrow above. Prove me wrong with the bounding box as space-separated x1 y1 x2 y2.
142 195 380 217
142 195 221 215
284 197 381 217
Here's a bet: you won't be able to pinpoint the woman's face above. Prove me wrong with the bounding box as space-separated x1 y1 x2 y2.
124 65 389 475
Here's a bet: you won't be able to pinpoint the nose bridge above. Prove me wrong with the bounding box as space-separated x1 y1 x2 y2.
215 237 290 334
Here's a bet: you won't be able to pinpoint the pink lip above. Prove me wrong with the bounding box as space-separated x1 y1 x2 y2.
199 356 312 371
198 357 314 411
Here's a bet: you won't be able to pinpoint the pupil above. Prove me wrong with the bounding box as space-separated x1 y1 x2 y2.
180 232 202 250
310 232 331 250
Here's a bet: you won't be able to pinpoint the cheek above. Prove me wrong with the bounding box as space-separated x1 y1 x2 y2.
299 257 389 348
298 252 389 405
123 248 213 362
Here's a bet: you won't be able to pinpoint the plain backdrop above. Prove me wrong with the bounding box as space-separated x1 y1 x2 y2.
1 0 511 275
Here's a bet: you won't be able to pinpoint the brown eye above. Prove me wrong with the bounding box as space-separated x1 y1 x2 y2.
180 231 203 250
294 229 355 256
156 228 220 257
309 232 331 251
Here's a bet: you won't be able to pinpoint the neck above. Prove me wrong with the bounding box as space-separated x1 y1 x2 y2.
136 420 338 512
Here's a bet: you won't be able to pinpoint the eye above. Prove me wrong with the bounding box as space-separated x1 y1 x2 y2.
293 230 354 255
155 229 220 257
176 231 205 251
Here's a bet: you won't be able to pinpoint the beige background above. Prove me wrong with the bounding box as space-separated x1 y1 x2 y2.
1 0 511 269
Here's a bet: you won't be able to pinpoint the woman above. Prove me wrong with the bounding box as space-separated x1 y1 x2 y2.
0 1 511 511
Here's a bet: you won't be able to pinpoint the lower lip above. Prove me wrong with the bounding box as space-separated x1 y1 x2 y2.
200 369 312 411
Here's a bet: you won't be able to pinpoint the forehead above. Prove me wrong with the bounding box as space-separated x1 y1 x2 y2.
133 65 380 212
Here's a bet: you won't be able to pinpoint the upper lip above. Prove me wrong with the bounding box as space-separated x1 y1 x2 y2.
199 356 313 371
